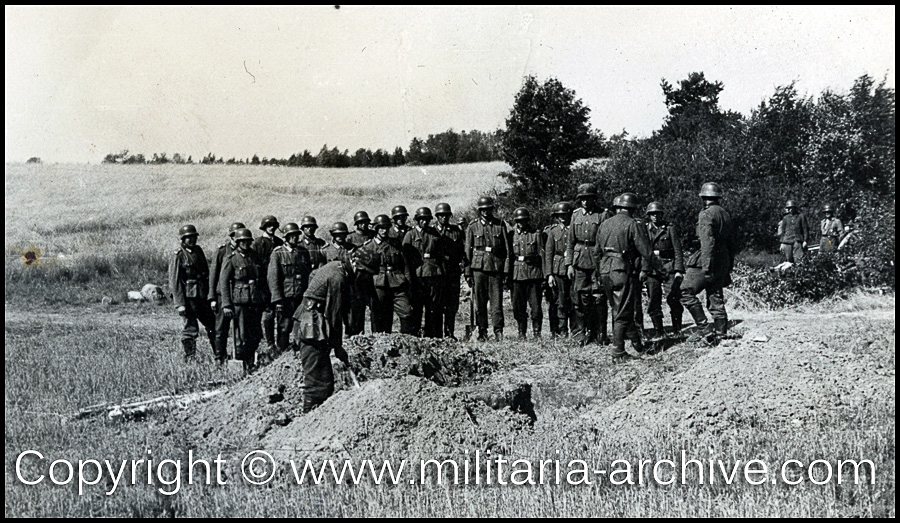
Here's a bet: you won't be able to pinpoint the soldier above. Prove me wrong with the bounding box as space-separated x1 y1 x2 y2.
644 202 685 338
777 200 809 263
169 224 216 361
292 249 378 413
681 182 737 340
387 205 411 241
209 222 245 363
252 215 283 364
464 196 512 341
219 228 265 374
511 208 544 339
300 216 328 269
544 201 573 337
363 214 416 334
324 222 365 336
403 207 446 337
347 211 375 249
819 204 843 253
434 203 465 339
267 223 311 357
565 183 611 346
595 194 654 361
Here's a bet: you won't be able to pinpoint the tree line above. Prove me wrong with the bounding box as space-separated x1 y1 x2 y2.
102 129 507 167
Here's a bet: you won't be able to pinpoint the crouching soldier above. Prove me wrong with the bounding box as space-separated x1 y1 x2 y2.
219 228 265 374
169 224 216 361
267 223 311 359
511 208 544 339
292 250 378 413
209 222 245 363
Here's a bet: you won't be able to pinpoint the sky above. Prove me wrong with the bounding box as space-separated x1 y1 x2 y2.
5 5 895 164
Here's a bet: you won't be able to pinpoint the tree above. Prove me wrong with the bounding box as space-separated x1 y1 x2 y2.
658 72 739 142
499 76 594 201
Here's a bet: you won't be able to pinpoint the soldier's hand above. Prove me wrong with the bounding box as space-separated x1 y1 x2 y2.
176 306 186 317
223 307 235 319
547 275 556 288
566 265 575 280
802 241 808 249
209 300 217 312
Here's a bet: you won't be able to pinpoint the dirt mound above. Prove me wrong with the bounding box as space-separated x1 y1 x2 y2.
582 314 895 434
263 376 533 460
336 334 498 388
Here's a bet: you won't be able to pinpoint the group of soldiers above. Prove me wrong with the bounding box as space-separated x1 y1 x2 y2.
777 201 845 263
170 180 739 394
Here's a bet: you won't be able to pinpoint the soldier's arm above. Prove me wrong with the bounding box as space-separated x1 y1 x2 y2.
633 222 654 274
208 250 221 301
267 251 284 304
776 218 784 240
699 212 716 274
219 259 234 309
504 224 514 278
564 220 575 266
802 214 810 243
671 224 685 274
168 252 185 308
464 226 474 278
543 232 554 277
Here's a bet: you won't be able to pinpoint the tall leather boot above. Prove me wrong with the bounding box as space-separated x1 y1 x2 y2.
182 338 196 362
533 321 542 339
651 316 666 339
713 318 728 337
671 313 683 336
685 304 713 343
571 309 586 345
518 323 527 340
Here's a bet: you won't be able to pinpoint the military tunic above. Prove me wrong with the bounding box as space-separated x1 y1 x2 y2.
681 204 737 335
645 221 685 331
777 212 809 263
219 249 265 363
169 245 216 356
403 226 446 338
252 234 284 356
387 224 410 241
819 216 843 252
464 216 513 338
564 207 610 344
301 234 329 270
544 223 572 336
347 229 375 250
511 227 544 336
268 243 311 352
436 223 465 338
362 237 415 334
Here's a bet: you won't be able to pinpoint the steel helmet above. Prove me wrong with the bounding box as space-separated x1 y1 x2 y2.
373 214 392 229
646 201 665 214
391 205 409 218
576 183 598 199
552 201 574 215
785 200 798 209
513 207 531 221
330 222 349 235
435 202 453 215
281 223 302 238
353 211 371 224
300 216 318 228
179 224 199 239
823 204 834 213
476 196 495 209
699 182 723 198
233 228 253 242
414 207 433 220
259 215 279 230
228 222 246 237
613 193 639 209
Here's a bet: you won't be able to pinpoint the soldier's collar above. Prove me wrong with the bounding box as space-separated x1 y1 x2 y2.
374 237 384 244
181 245 193 253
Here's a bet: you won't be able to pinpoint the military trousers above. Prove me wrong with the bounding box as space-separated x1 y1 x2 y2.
180 298 216 343
442 274 461 338
546 275 572 335
352 273 376 335
213 300 232 361
680 269 727 328
275 297 302 353
512 279 543 335
298 339 335 413
600 270 641 356
413 277 444 338
472 270 505 336
572 268 605 343
780 241 806 263
646 272 684 322
372 286 415 334
231 304 263 363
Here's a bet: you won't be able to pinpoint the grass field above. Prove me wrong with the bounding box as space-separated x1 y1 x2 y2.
4 162 895 517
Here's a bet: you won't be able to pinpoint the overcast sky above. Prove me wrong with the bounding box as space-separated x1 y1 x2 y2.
5 5 895 163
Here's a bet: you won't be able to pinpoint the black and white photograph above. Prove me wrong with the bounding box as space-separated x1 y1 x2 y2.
5 5 894 517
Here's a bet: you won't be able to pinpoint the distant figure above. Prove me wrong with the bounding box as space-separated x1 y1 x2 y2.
169 224 216 362
434 203 466 339
267 223 311 358
209 222 246 363
510 207 544 340
219 228 265 374
403 207 446 338
777 200 809 263
388 205 411 241
252 215 283 364
644 201 685 338
819 204 844 253
464 196 512 341
544 201 574 338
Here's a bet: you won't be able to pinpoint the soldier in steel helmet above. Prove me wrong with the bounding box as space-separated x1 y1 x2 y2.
324 222 366 336
511 207 544 339
169 224 217 361
594 194 654 361
219 228 266 374
403 207 446 337
644 202 685 338
819 204 843 253
300 216 328 270
360 214 416 334
292 248 378 413
464 195 513 341
565 183 612 346
252 215 283 364
387 205 411 241
209 222 246 363
347 211 375 249
777 200 809 263
434 203 466 339
267 223 311 357
681 182 738 341
545 201 574 337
